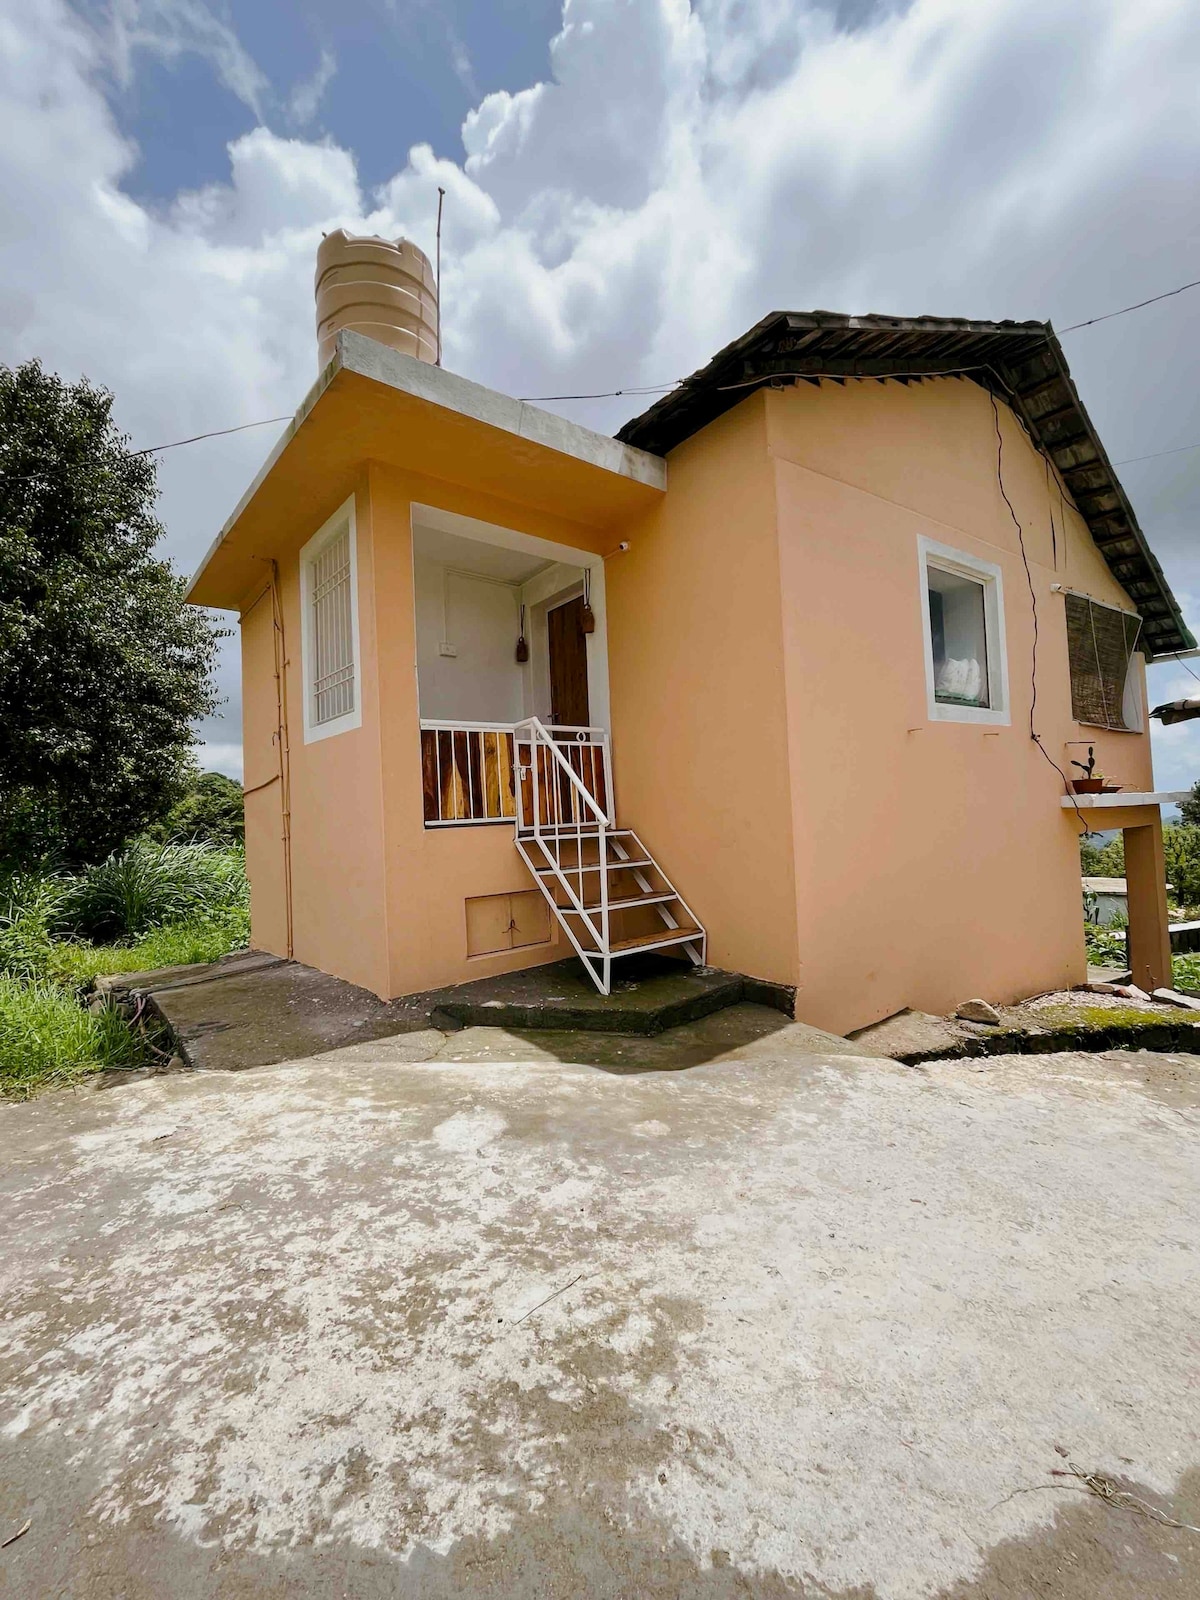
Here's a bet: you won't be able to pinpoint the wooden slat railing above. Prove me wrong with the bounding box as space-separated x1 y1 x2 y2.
421 722 517 825
420 720 609 828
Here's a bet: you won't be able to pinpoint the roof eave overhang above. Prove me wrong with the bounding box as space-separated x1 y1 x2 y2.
187 331 667 610
617 311 1193 658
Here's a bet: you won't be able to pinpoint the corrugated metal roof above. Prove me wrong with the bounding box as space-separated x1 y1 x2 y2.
616 311 1193 657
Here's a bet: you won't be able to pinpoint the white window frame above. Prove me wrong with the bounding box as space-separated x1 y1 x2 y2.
917 535 1010 726
300 495 361 744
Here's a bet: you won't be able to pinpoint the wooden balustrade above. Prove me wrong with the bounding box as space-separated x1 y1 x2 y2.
420 721 608 828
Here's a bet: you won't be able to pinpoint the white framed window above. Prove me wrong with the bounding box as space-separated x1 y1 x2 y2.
300 496 361 743
918 536 1010 726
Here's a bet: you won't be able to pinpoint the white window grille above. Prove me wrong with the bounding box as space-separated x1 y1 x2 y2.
311 528 354 725
300 498 360 743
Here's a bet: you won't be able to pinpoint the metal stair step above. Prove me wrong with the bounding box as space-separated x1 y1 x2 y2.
559 891 679 913
573 929 704 957
523 827 634 840
534 857 652 875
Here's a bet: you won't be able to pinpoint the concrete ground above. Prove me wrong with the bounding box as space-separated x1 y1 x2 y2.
1 1006 1198 1598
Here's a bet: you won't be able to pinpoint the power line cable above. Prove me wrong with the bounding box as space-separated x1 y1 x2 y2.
11 275 1198 459
516 383 679 401
133 415 291 455
1112 439 1200 467
1058 276 1200 333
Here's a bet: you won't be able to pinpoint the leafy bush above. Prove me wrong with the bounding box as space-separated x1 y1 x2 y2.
60 841 248 941
0 976 142 1097
148 770 244 847
1084 921 1127 966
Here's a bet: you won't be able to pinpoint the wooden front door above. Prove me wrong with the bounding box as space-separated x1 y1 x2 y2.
547 595 590 727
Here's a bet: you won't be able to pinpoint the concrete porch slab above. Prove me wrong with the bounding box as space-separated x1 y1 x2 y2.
420 956 782 1036
119 953 795 1073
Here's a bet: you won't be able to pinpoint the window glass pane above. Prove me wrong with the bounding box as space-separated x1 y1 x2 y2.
927 566 989 708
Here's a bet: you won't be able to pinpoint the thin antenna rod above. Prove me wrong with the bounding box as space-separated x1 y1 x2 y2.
435 186 445 366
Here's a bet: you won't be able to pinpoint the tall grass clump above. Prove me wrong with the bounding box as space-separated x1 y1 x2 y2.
0 842 250 1097
0 975 142 1097
0 868 70 981
61 841 248 941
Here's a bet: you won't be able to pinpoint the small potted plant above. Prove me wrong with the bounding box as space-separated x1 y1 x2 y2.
1070 746 1121 795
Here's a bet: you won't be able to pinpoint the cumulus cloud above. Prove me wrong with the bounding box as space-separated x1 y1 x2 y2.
3 0 1199 782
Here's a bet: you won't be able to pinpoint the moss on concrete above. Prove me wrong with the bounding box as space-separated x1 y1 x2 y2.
894 1004 1200 1066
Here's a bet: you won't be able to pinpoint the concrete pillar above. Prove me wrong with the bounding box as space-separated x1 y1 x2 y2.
1123 818 1172 992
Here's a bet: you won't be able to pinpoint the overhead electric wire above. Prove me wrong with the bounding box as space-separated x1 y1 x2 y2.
1112 439 1200 467
56 272 1200 458
133 415 291 455
516 383 679 401
1058 276 1200 334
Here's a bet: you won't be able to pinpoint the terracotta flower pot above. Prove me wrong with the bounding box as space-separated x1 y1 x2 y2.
1072 778 1121 794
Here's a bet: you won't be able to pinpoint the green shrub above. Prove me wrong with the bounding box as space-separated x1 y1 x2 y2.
148 770 244 847
1084 922 1127 966
61 841 248 941
0 976 142 1097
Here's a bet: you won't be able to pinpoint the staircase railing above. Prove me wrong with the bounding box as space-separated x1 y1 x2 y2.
514 719 614 991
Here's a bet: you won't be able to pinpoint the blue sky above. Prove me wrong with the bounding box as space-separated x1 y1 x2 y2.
88 0 561 202
3 0 1199 792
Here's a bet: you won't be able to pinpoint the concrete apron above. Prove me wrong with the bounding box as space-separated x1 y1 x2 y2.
1 1021 1198 1599
104 953 797 1074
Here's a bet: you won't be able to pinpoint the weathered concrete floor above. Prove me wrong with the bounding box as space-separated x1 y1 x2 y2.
122 953 793 1072
1 1015 1198 1598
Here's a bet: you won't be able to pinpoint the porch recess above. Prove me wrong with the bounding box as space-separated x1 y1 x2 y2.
418 716 706 994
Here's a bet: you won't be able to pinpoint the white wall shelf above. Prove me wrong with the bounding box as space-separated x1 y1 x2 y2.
1060 791 1190 809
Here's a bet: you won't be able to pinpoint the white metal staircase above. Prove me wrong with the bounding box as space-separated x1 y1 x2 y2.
513 718 706 995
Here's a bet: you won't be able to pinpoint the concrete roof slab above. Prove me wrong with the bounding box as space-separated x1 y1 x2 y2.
187 332 665 609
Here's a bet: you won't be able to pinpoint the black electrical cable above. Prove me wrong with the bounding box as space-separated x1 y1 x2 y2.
1058 277 1200 333
989 389 1090 829
133 416 291 455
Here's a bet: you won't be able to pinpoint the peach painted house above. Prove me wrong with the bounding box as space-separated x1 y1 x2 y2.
187 255 1193 1035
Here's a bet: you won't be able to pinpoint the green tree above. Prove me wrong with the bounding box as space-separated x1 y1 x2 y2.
0 361 221 865
1080 833 1124 876
1178 780 1200 828
148 770 245 847
1080 836 1107 875
1079 824 1200 912
1163 824 1200 912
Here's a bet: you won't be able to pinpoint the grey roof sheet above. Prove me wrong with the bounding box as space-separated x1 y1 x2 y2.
616 311 1192 657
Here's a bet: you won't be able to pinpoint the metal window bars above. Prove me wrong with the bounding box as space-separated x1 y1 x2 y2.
311 529 354 724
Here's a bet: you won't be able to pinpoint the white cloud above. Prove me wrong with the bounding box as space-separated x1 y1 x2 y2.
3 0 1200 787
286 46 337 131
101 0 270 117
